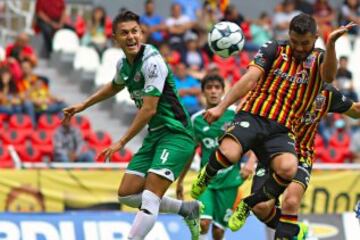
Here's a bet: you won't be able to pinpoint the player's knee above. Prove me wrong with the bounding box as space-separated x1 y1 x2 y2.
218 137 243 163
282 194 300 213
272 155 297 180
212 226 224 240
252 202 271 221
200 219 211 233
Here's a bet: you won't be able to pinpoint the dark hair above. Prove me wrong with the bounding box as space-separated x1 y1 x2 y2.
339 56 348 61
289 13 317 35
112 10 140 34
92 6 106 27
201 74 225 91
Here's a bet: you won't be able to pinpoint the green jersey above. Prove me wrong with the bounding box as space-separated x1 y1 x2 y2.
191 107 244 189
112 44 193 137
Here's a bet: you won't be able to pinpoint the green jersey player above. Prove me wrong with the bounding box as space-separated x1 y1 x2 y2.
177 75 253 240
63 11 201 240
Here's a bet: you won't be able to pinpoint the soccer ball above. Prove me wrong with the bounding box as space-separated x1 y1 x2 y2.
208 21 245 58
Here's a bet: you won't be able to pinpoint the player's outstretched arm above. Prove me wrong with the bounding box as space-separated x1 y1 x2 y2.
99 96 159 161
62 82 123 124
344 102 360 118
203 66 261 124
321 22 357 83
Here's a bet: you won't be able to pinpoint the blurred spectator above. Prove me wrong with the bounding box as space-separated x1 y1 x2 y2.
197 1 222 33
294 0 314 15
336 56 358 101
313 0 335 42
172 0 202 21
5 33 38 67
273 0 301 40
221 4 244 26
165 3 194 50
81 6 112 58
181 31 205 71
174 63 202 115
339 0 360 37
34 0 67 58
250 12 273 47
0 67 22 115
140 0 166 46
53 121 95 162
158 41 181 69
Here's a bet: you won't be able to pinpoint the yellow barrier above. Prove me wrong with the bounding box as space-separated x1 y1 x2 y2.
0 169 358 214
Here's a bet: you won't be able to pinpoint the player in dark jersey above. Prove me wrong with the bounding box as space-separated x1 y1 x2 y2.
191 13 356 239
230 84 360 238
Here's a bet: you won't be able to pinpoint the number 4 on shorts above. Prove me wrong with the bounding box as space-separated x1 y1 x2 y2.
160 149 169 164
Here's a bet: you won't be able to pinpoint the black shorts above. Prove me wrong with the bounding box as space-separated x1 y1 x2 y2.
223 111 297 162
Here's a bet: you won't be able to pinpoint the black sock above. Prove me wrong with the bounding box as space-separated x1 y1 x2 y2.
244 173 290 208
205 149 232 178
274 216 300 240
265 207 281 229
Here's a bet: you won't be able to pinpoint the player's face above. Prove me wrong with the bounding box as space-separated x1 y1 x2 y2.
289 31 317 62
204 81 224 107
113 21 142 57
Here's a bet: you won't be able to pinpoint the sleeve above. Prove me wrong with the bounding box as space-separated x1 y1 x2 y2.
142 53 169 97
328 86 353 113
249 40 278 74
112 58 126 86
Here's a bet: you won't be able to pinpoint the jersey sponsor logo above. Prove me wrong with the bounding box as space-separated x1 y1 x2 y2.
147 63 159 79
202 126 210 132
202 137 218 149
273 68 309 84
304 54 316 68
314 94 326 110
301 111 318 125
256 168 266 177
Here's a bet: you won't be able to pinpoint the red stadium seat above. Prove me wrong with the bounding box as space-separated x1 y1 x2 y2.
31 130 54 159
9 114 33 130
37 114 62 131
0 144 13 168
86 130 112 148
111 148 133 163
314 134 325 148
71 115 91 131
329 131 350 149
1 130 27 146
318 146 350 164
16 144 43 163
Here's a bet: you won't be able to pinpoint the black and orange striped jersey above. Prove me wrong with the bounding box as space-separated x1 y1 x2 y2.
242 40 324 129
295 84 353 162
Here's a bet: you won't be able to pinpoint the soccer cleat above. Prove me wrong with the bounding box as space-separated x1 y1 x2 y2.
184 201 204 240
228 201 250 231
294 222 309 240
191 166 210 199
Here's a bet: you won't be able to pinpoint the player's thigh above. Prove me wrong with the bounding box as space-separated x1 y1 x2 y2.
150 131 196 182
144 172 173 197
220 111 264 160
118 173 145 197
213 187 239 228
198 188 215 221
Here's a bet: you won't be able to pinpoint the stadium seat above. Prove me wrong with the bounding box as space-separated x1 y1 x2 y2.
16 144 43 163
37 114 62 132
329 131 351 149
101 48 124 70
52 29 80 54
318 146 350 164
0 144 13 168
73 46 100 72
111 148 133 163
9 114 33 130
94 64 117 87
86 130 112 148
71 115 91 130
314 134 325 148
1 130 27 146
31 130 53 158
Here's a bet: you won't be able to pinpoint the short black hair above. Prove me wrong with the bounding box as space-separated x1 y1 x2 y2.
289 13 317 35
339 56 348 61
201 74 225 91
112 10 140 34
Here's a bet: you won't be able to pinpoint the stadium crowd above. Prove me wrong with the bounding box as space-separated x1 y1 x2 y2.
0 0 359 165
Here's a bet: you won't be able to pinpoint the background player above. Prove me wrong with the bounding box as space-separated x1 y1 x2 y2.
176 74 254 240
62 11 201 240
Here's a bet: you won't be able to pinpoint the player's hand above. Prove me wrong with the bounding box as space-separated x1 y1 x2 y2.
62 103 86 124
203 105 225 124
176 181 184 200
328 22 358 44
240 165 253 180
98 140 125 162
